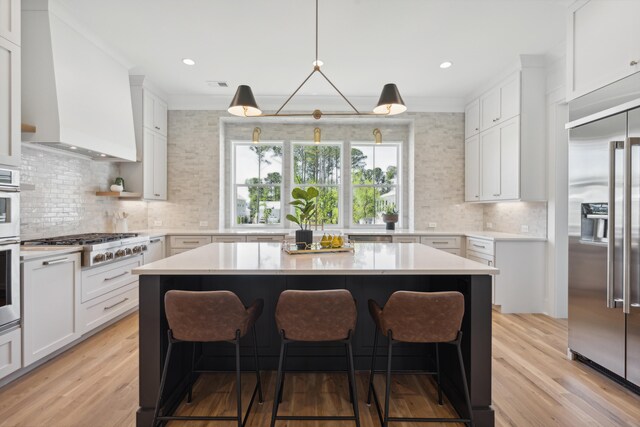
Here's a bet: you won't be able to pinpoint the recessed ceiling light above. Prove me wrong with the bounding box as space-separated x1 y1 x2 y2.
312 60 323 67
69 146 77 150
99 153 106 157
182 58 196 66
440 61 453 69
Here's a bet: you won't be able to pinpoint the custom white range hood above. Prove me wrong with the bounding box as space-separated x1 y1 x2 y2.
21 0 136 161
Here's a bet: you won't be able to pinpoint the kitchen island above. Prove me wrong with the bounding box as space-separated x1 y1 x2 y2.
133 242 498 426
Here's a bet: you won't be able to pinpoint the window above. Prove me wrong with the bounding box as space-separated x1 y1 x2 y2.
351 144 399 226
292 142 342 225
233 143 283 225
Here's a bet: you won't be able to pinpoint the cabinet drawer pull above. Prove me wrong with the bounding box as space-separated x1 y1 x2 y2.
154 193 161 197
432 241 449 245
104 298 129 310
104 271 129 281
473 243 486 249
181 240 201 244
631 60 638 66
256 237 273 241
150 238 161 243
43 257 69 266
493 193 501 197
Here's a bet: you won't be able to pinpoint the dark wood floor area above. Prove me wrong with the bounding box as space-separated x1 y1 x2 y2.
0 311 639 426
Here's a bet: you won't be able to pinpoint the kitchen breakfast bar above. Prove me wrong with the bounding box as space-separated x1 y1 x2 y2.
134 242 498 426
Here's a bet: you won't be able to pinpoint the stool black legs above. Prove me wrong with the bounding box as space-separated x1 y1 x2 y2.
151 328 264 427
366 330 474 427
270 331 361 427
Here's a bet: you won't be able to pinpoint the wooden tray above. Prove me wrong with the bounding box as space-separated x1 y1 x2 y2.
282 242 355 255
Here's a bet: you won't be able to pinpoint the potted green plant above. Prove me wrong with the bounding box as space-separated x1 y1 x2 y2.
382 203 399 230
286 187 318 249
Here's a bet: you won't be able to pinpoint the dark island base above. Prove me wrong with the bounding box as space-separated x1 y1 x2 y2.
137 274 494 427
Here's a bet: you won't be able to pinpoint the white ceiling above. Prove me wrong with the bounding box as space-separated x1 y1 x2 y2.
57 0 569 110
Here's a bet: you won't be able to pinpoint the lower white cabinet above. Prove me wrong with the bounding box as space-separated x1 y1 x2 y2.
421 236 462 256
245 234 285 242
466 237 545 313
80 283 138 334
392 236 421 244
0 326 21 381
144 237 165 264
22 252 81 366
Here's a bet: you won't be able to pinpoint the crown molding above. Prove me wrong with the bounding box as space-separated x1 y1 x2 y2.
167 94 465 113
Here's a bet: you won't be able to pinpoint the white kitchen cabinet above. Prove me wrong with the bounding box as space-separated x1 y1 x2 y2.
464 99 480 139
143 90 167 137
144 237 165 264
0 326 20 381
464 59 545 202
567 0 640 101
479 72 520 132
421 236 462 256
141 129 167 200
465 134 480 202
211 235 247 243
245 235 286 242
480 117 520 201
120 76 168 201
0 0 20 46
392 236 421 244
0 36 20 167
22 253 81 366
466 237 545 313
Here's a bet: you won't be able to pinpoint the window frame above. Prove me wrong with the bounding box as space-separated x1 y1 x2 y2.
349 141 402 228
290 140 345 229
231 140 285 227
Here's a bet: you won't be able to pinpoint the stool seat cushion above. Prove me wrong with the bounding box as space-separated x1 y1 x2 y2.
165 290 263 342
369 291 464 343
275 289 357 342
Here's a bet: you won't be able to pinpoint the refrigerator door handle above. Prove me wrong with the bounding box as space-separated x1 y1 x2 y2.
623 137 640 314
609 140 623 308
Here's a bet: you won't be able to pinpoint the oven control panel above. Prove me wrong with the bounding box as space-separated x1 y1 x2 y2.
89 244 148 267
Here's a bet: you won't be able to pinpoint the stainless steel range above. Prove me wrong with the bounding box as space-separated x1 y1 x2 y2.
22 233 150 267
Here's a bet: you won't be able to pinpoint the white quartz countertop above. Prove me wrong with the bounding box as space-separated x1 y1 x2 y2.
20 246 82 261
133 242 500 276
134 228 545 241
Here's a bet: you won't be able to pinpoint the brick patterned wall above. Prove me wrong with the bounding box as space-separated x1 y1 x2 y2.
20 146 148 239
483 201 548 237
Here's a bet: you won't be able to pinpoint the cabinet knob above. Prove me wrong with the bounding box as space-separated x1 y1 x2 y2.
475 127 479 131
493 193 501 197
154 193 160 197
632 60 639 66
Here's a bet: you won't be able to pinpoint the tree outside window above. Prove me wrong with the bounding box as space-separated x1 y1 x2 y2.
351 144 399 225
234 143 283 225
292 143 341 225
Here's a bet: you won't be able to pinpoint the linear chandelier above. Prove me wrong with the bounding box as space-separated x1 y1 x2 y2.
228 0 406 120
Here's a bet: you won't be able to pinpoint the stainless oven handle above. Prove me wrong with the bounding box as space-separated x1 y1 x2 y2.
43 257 69 266
150 238 162 243
104 271 129 281
0 239 20 246
0 186 19 193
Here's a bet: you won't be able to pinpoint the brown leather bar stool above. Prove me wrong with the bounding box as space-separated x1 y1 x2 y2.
366 291 473 427
270 289 360 427
152 290 264 427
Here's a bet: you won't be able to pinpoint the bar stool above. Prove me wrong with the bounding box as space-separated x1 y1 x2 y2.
366 291 473 427
270 289 360 427
152 290 264 427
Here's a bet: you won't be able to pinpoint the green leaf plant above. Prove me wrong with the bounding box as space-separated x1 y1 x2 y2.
286 186 319 230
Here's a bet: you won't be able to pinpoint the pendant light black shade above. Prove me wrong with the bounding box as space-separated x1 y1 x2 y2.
373 83 407 115
228 85 262 117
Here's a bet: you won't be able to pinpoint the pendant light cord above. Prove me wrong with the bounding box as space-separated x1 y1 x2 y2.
315 0 319 63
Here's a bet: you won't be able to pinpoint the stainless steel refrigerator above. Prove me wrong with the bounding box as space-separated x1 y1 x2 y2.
568 103 640 387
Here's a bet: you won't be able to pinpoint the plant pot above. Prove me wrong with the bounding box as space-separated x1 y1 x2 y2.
382 214 399 230
295 229 313 250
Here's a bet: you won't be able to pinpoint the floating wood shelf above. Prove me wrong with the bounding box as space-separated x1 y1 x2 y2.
95 191 142 199
21 123 36 133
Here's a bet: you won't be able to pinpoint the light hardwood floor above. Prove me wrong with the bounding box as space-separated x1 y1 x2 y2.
0 311 639 427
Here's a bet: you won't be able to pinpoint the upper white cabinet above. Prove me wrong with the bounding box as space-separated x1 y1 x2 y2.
143 91 167 137
464 134 480 201
120 76 168 200
0 36 19 167
480 117 520 201
464 58 546 202
479 72 520 132
0 0 20 46
464 99 480 139
567 0 640 101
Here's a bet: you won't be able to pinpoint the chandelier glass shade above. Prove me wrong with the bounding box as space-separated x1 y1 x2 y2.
228 0 406 120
